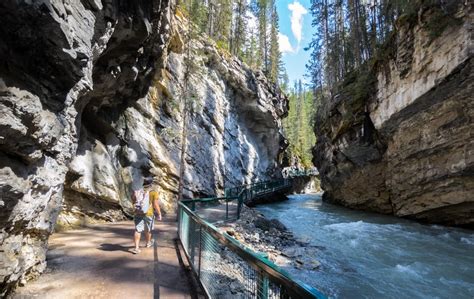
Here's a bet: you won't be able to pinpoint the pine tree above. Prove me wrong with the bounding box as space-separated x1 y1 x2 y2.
268 3 281 83
213 0 233 50
307 0 447 94
279 69 290 93
178 0 285 83
244 27 259 69
257 0 269 74
231 0 247 58
283 81 317 168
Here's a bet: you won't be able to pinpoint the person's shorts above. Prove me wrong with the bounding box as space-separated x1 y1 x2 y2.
134 215 154 233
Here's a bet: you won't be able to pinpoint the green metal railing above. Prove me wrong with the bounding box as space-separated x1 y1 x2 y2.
180 179 291 223
225 179 291 206
178 180 326 299
283 168 319 178
181 196 241 223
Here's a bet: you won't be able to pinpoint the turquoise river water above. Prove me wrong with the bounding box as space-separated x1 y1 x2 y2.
256 194 474 299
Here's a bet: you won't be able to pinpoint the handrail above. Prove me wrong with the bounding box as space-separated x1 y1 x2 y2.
177 178 326 298
282 167 320 178
178 201 326 299
181 196 238 203
226 179 291 198
181 179 291 220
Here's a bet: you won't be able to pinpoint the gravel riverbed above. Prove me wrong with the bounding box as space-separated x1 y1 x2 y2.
216 206 323 273
195 205 323 297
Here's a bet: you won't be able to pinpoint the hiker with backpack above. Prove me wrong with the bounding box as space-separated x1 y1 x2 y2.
131 177 162 254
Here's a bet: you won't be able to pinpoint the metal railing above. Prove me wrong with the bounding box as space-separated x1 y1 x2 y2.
181 196 242 223
181 179 291 224
177 180 326 299
225 179 291 205
282 168 320 179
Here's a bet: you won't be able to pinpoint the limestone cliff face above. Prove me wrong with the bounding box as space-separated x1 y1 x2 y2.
313 4 473 227
59 12 288 226
0 1 287 295
0 0 173 293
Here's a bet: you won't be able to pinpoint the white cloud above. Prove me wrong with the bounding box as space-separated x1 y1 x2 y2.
278 32 294 54
288 1 308 44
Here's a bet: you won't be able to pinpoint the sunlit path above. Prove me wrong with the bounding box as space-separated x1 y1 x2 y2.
13 217 196 299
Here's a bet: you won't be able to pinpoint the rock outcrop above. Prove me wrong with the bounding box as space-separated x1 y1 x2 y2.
313 3 473 227
0 0 174 294
0 1 287 295
291 176 321 194
59 11 288 225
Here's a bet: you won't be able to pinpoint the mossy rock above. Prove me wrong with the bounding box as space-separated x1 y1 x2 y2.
169 30 184 54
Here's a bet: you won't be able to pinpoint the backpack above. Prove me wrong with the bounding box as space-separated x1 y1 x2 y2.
134 190 150 215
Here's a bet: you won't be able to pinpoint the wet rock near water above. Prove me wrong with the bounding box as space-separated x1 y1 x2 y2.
290 176 322 194
217 206 323 273
205 206 324 298
254 216 287 232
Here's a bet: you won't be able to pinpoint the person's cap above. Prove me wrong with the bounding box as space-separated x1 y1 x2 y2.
143 177 153 186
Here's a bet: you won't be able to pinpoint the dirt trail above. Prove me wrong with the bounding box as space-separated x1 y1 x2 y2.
13 217 195 299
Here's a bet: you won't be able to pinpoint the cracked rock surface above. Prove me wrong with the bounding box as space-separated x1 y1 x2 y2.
0 1 288 295
313 4 473 227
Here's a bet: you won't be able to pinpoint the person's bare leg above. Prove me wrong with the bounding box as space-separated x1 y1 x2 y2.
145 230 152 245
134 231 141 250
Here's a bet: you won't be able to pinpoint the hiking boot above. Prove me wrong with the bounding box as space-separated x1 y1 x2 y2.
146 239 155 248
131 248 141 254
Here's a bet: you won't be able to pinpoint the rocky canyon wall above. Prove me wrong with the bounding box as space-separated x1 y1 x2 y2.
0 1 287 295
313 3 473 227
58 10 288 229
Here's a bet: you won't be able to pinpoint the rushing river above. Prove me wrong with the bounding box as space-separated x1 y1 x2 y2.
256 194 474 299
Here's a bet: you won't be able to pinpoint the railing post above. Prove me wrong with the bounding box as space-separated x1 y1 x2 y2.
257 271 269 299
280 288 291 299
226 199 229 220
189 215 196 265
198 225 202 277
237 195 242 219
177 204 181 238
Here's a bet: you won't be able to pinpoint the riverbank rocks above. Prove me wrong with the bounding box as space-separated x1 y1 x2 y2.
254 216 288 232
217 206 323 273
313 3 474 227
0 1 288 295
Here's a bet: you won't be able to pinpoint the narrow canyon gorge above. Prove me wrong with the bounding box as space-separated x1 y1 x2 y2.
0 0 473 297
0 1 288 294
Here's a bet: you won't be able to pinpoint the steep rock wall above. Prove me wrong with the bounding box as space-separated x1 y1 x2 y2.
313 4 473 227
0 0 173 294
0 1 288 295
58 13 288 227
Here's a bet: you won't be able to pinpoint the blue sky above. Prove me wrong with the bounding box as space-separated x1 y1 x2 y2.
276 0 314 85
